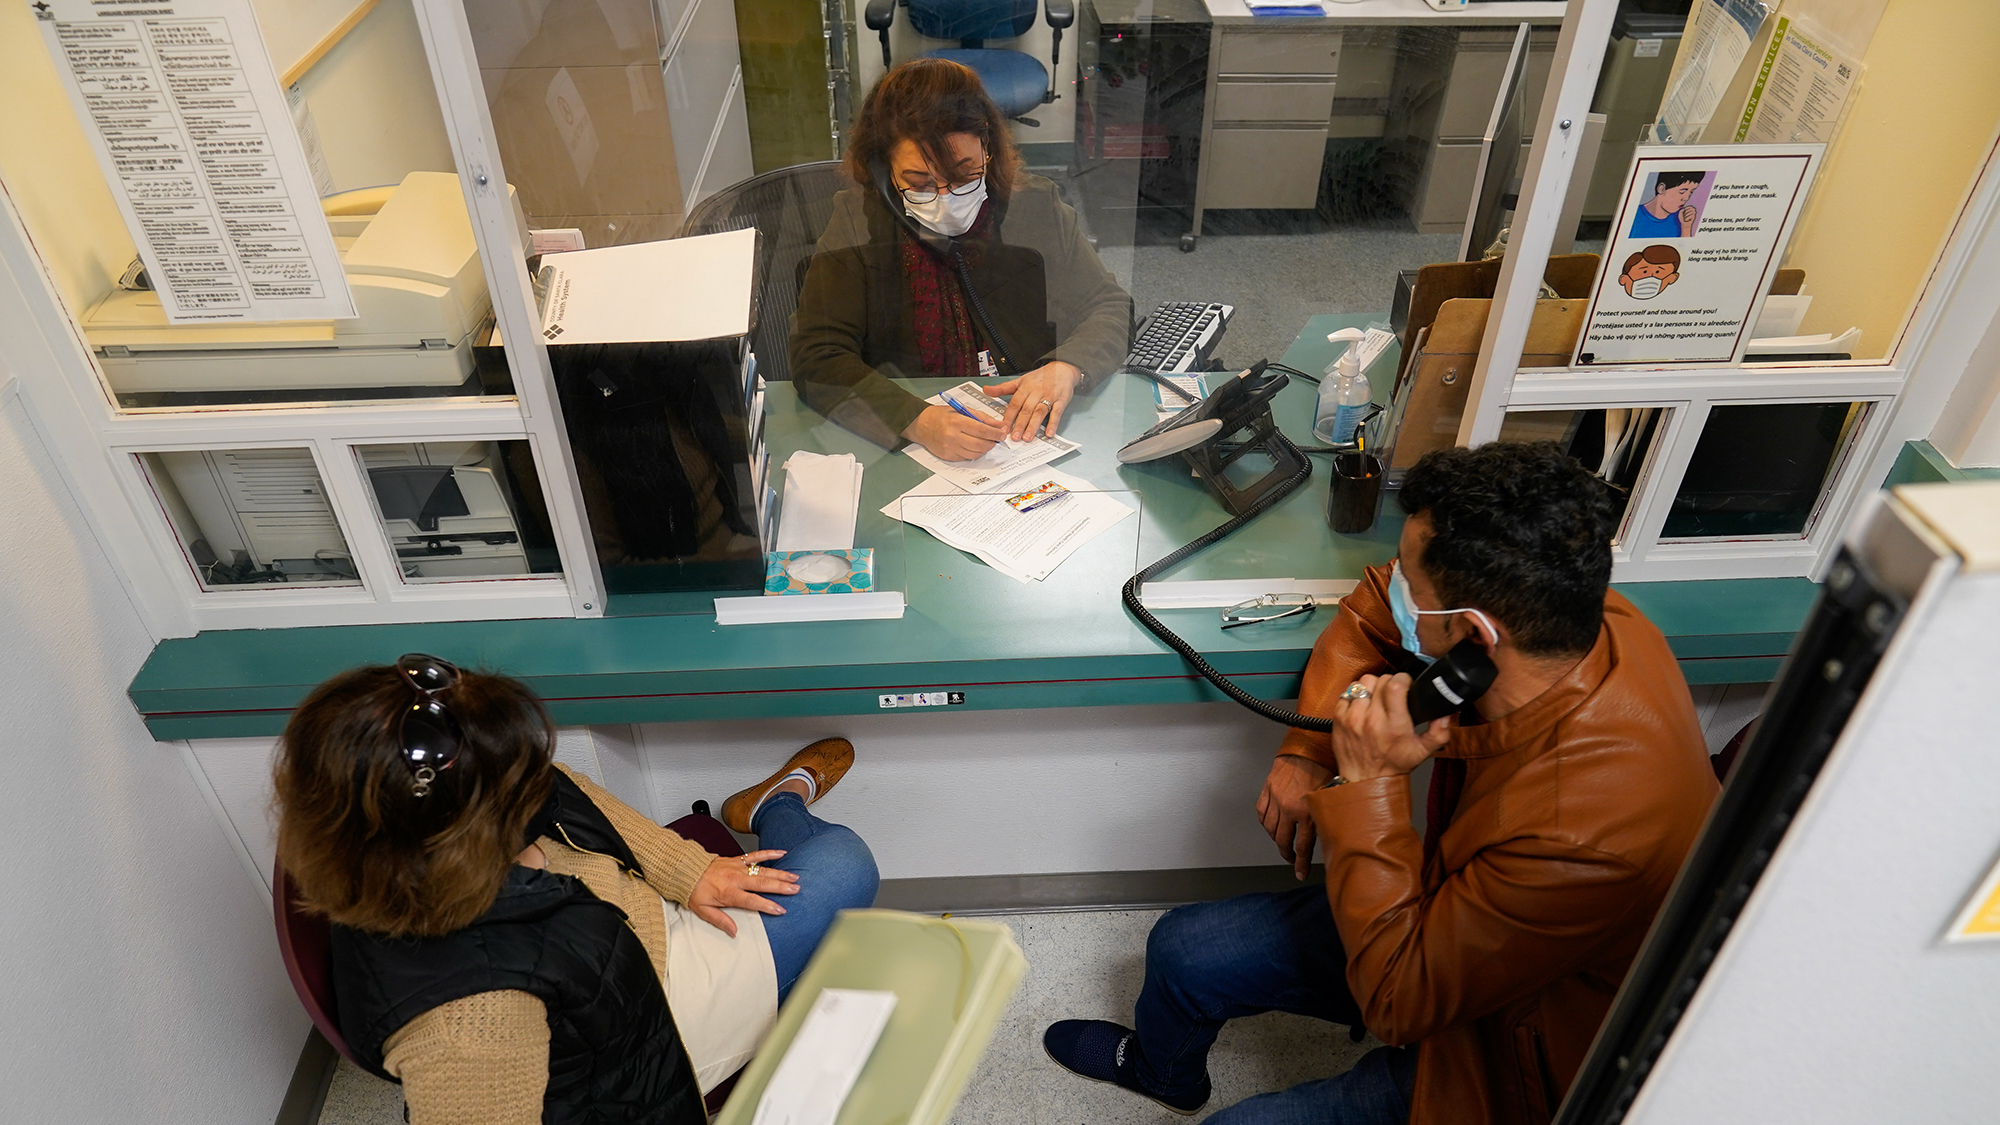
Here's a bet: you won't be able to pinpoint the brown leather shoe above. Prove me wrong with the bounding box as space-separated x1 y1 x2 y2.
720 737 855 833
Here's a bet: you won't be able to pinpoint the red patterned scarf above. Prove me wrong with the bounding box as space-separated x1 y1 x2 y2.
901 203 995 381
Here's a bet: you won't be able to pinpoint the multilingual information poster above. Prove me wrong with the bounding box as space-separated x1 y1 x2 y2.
34 0 355 323
1576 144 1821 367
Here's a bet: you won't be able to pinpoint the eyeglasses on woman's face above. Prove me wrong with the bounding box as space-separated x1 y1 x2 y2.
898 153 989 205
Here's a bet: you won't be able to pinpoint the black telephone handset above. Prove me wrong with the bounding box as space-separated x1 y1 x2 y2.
1405 639 1499 726
871 159 956 257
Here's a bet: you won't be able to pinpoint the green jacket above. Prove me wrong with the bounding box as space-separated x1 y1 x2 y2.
789 175 1133 448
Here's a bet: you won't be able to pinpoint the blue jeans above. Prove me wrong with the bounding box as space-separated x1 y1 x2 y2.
1134 885 1416 1125
751 793 879 1001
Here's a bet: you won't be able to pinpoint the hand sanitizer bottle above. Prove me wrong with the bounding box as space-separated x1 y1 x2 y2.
1313 328 1371 445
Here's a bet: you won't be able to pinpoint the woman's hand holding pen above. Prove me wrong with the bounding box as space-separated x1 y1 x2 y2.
903 404 1005 461
988 361 1082 442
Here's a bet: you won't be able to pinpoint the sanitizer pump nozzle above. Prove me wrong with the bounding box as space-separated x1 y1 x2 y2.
1312 328 1371 445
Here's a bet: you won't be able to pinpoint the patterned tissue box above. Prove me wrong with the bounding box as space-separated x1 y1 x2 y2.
763 549 874 595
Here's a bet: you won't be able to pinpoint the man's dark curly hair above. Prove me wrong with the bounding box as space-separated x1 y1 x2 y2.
1396 442 1619 657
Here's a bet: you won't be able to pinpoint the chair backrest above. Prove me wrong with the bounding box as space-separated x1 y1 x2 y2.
273 863 364 1067
680 161 853 383
665 811 747 859
908 0 1037 43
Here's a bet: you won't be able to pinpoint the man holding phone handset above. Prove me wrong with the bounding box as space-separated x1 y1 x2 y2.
791 59 1132 460
1045 444 1721 1125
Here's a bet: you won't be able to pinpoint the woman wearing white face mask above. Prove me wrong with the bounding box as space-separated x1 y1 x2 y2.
791 59 1133 460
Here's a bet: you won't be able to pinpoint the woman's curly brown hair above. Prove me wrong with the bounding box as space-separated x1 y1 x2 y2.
844 58 1023 202
273 664 555 938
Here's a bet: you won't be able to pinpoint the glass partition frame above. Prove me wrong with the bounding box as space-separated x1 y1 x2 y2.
5 0 2000 637
1456 0 2000 583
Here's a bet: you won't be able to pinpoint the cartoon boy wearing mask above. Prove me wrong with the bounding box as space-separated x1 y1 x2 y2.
1619 245 1681 300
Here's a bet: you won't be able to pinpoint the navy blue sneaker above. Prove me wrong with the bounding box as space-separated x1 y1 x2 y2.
1041 1019 1210 1115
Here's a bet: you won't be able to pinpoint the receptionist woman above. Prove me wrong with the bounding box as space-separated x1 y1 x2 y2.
791 58 1133 460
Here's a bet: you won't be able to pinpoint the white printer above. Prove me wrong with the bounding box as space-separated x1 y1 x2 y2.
82 172 524 394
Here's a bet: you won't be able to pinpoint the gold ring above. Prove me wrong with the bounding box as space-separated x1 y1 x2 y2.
1341 684 1371 701
745 862 760 876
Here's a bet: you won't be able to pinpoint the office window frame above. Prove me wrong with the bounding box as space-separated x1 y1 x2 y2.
2 0 1998 636
1458 0 2000 584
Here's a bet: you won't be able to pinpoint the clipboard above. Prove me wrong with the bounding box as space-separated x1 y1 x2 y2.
1387 297 1589 472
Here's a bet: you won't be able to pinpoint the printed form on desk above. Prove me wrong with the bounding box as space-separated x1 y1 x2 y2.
903 382 1081 492
884 469 1135 583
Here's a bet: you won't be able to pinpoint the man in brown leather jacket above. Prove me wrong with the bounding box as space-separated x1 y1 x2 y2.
1044 443 1719 1125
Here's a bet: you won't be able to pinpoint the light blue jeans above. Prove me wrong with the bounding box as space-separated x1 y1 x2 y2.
751 792 879 1000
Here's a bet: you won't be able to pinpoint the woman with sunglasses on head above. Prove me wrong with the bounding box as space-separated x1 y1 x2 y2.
791 58 1133 461
274 656 877 1125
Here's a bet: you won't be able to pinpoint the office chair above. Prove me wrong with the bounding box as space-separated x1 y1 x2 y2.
865 0 1075 123
273 805 748 1113
681 161 851 383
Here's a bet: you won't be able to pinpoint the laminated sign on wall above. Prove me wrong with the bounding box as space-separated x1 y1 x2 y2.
34 0 355 323
1576 144 1822 367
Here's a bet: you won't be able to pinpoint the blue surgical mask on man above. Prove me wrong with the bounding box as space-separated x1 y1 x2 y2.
1389 560 1497 664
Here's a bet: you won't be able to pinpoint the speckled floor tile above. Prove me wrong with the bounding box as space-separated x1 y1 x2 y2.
320 1058 403 1125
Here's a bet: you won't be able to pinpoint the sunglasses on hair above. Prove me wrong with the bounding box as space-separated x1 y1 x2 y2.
396 653 462 798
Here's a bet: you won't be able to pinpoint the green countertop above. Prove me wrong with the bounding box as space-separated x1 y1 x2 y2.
127 316 1820 739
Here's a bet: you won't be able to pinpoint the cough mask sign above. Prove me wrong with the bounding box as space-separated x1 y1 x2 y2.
1577 144 1822 367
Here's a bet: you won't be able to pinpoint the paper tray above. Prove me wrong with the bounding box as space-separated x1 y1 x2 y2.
715 910 1027 1125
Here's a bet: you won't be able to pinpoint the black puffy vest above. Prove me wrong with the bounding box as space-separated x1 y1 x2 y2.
330 773 705 1125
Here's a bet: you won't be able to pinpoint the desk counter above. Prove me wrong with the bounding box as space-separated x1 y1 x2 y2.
128 318 1817 740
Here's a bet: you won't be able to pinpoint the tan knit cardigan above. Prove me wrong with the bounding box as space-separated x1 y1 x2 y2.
379 765 716 1125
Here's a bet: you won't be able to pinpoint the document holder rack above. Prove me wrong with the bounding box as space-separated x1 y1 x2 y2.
715 910 1027 1125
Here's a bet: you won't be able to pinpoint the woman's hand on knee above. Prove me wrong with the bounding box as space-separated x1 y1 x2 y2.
690 850 799 937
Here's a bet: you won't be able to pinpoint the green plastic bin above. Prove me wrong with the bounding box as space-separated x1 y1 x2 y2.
715 909 1027 1125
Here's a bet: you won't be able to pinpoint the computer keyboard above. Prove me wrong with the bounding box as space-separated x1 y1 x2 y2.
1125 301 1234 374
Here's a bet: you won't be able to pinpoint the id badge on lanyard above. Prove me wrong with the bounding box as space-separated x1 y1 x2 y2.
977 349 998 381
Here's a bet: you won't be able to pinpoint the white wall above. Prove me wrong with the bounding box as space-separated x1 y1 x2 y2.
1625 547 2000 1122
0 380 305 1124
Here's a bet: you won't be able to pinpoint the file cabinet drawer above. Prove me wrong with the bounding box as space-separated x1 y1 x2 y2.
1214 80 1337 124
1204 127 1326 210
1217 30 1341 76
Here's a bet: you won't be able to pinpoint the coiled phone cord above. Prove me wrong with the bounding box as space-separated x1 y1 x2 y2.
1118 425 1337 733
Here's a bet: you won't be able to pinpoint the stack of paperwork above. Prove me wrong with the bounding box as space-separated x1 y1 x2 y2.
887 383 1136 583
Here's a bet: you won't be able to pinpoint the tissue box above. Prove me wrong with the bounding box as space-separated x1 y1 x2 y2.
764 549 874 595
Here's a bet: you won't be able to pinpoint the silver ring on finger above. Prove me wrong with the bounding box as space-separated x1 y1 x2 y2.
1341 683 1371 701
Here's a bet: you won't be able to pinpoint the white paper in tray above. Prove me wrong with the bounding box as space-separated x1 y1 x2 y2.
539 228 755 343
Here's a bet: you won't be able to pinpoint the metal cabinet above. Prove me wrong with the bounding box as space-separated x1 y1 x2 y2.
1194 26 1407 229
1197 29 1338 217
1396 25 1558 235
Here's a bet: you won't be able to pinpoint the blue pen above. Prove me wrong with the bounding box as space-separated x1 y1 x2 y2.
942 394 983 422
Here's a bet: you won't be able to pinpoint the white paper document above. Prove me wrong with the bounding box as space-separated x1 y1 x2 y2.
904 382 1081 492
885 469 1136 584
1654 0 1770 144
774 451 864 552
1733 17 1858 146
36 0 357 323
538 228 755 343
751 988 898 1125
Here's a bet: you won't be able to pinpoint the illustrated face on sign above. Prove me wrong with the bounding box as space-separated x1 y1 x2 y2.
1619 245 1682 300
1652 177 1699 213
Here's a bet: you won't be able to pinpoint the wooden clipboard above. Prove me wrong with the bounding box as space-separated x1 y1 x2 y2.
1388 296 1588 472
